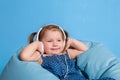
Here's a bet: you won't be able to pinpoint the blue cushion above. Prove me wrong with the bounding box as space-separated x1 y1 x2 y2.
77 41 120 79
0 48 59 80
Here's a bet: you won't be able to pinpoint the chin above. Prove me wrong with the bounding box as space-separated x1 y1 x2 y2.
52 52 60 55
51 51 61 55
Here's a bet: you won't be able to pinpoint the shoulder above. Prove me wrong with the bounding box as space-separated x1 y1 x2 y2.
67 49 84 59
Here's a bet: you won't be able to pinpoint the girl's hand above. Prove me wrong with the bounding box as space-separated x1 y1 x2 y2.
20 40 43 62
65 38 73 50
65 38 88 59
65 38 88 51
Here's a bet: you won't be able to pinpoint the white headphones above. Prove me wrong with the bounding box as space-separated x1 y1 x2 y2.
36 24 66 54
36 27 44 55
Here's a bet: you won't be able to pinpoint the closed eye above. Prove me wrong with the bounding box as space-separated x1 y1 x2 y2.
47 40 52 42
58 40 62 42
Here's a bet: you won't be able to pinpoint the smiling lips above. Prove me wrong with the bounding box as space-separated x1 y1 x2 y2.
51 48 60 50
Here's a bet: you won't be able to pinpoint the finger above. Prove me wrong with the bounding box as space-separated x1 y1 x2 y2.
30 51 41 61
65 43 70 50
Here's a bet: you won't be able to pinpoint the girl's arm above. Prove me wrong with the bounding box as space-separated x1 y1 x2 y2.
66 38 88 59
20 40 42 63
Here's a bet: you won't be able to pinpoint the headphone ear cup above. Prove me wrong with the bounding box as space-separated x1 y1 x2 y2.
40 42 44 55
63 41 66 47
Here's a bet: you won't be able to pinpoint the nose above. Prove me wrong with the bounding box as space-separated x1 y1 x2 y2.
53 41 58 46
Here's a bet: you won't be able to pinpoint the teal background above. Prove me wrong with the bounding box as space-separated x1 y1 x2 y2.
0 0 120 74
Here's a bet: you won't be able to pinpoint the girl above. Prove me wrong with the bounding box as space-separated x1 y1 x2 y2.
20 24 88 80
19 24 114 80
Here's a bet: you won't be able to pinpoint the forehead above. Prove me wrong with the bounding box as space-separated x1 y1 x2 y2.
44 30 62 37
42 30 63 40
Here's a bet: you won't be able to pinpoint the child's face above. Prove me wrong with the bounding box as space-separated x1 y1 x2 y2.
42 30 65 55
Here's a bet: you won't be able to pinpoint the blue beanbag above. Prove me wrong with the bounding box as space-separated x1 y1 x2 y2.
0 41 120 80
0 48 59 80
77 41 120 80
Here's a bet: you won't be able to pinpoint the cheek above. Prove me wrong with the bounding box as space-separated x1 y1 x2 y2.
44 46 49 53
44 44 51 50
59 43 65 50
44 46 49 50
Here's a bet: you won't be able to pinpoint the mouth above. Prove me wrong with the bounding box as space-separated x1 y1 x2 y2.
51 48 60 50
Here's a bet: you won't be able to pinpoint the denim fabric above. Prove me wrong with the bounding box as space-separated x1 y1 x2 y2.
41 52 86 80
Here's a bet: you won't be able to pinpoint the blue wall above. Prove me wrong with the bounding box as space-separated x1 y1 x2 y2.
0 0 120 74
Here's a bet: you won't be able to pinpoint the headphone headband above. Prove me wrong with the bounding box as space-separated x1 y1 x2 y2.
36 28 43 41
